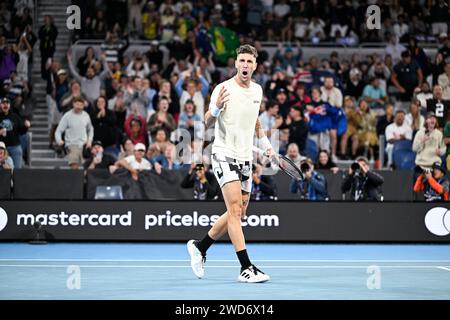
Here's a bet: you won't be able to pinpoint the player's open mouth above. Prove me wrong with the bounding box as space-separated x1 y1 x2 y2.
242 71 248 76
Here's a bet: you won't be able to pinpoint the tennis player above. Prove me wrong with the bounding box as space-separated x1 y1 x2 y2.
187 44 274 283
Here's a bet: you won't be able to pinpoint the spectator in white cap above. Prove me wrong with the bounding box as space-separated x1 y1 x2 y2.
0 141 14 170
115 142 161 180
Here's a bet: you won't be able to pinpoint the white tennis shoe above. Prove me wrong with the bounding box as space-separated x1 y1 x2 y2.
238 265 270 283
187 240 205 278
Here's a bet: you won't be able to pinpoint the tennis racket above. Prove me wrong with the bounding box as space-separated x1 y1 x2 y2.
252 146 304 181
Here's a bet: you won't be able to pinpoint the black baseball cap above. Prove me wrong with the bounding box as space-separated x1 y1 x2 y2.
432 162 446 174
92 140 103 147
1 97 10 104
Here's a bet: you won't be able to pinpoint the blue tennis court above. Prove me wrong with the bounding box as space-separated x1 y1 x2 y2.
0 243 449 300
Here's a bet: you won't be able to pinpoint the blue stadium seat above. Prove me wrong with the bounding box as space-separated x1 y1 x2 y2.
95 186 123 200
304 139 318 162
394 150 416 170
393 140 413 152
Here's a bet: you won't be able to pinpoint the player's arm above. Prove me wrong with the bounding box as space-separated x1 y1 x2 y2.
255 118 274 156
204 110 215 128
205 86 230 128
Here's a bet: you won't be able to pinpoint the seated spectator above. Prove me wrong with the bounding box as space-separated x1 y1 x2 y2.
405 99 424 138
362 77 388 115
151 143 188 171
376 103 394 138
0 141 14 170
148 97 176 140
414 162 449 202
258 100 283 137
147 128 170 159
316 149 339 174
115 142 161 180
55 97 93 170
412 112 446 169
368 60 390 93
341 156 384 201
413 82 433 112
118 138 135 160
124 113 148 147
345 68 365 100
385 110 413 168
181 163 220 200
285 142 306 167
178 100 202 141
0 97 30 168
251 163 277 201
175 69 209 119
83 140 116 172
290 158 329 200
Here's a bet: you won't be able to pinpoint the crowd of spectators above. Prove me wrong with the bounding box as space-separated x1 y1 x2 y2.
72 0 450 45
1 1 450 201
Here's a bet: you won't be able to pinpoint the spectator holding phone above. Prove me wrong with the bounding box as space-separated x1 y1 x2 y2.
83 140 116 172
412 112 446 170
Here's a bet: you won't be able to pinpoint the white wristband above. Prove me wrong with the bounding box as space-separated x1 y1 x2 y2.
260 135 272 152
210 104 222 117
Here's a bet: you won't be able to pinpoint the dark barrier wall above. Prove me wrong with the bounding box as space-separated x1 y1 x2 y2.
0 201 449 242
86 169 194 200
0 170 11 199
8 169 419 200
13 170 84 199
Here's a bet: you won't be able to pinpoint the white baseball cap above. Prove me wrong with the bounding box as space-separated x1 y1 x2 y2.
0 141 5 149
134 143 146 152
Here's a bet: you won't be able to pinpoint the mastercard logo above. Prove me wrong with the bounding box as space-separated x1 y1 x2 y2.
424 207 450 236
0 207 7 232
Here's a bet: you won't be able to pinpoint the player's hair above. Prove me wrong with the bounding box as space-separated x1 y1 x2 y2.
236 44 258 59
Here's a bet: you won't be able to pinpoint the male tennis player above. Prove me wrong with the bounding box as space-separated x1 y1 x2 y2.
187 44 273 283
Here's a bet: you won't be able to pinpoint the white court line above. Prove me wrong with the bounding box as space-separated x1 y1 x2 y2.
1 259 450 262
0 264 443 269
437 267 450 272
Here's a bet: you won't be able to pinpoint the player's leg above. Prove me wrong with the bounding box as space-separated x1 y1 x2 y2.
234 183 270 283
222 180 247 252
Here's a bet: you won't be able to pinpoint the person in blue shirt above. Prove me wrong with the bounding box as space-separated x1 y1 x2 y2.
151 143 189 171
362 77 388 114
289 158 329 200
178 99 203 141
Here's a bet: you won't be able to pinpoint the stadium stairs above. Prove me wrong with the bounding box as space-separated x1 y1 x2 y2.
30 0 72 169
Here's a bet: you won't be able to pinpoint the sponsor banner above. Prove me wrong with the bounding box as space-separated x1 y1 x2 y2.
0 201 449 242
